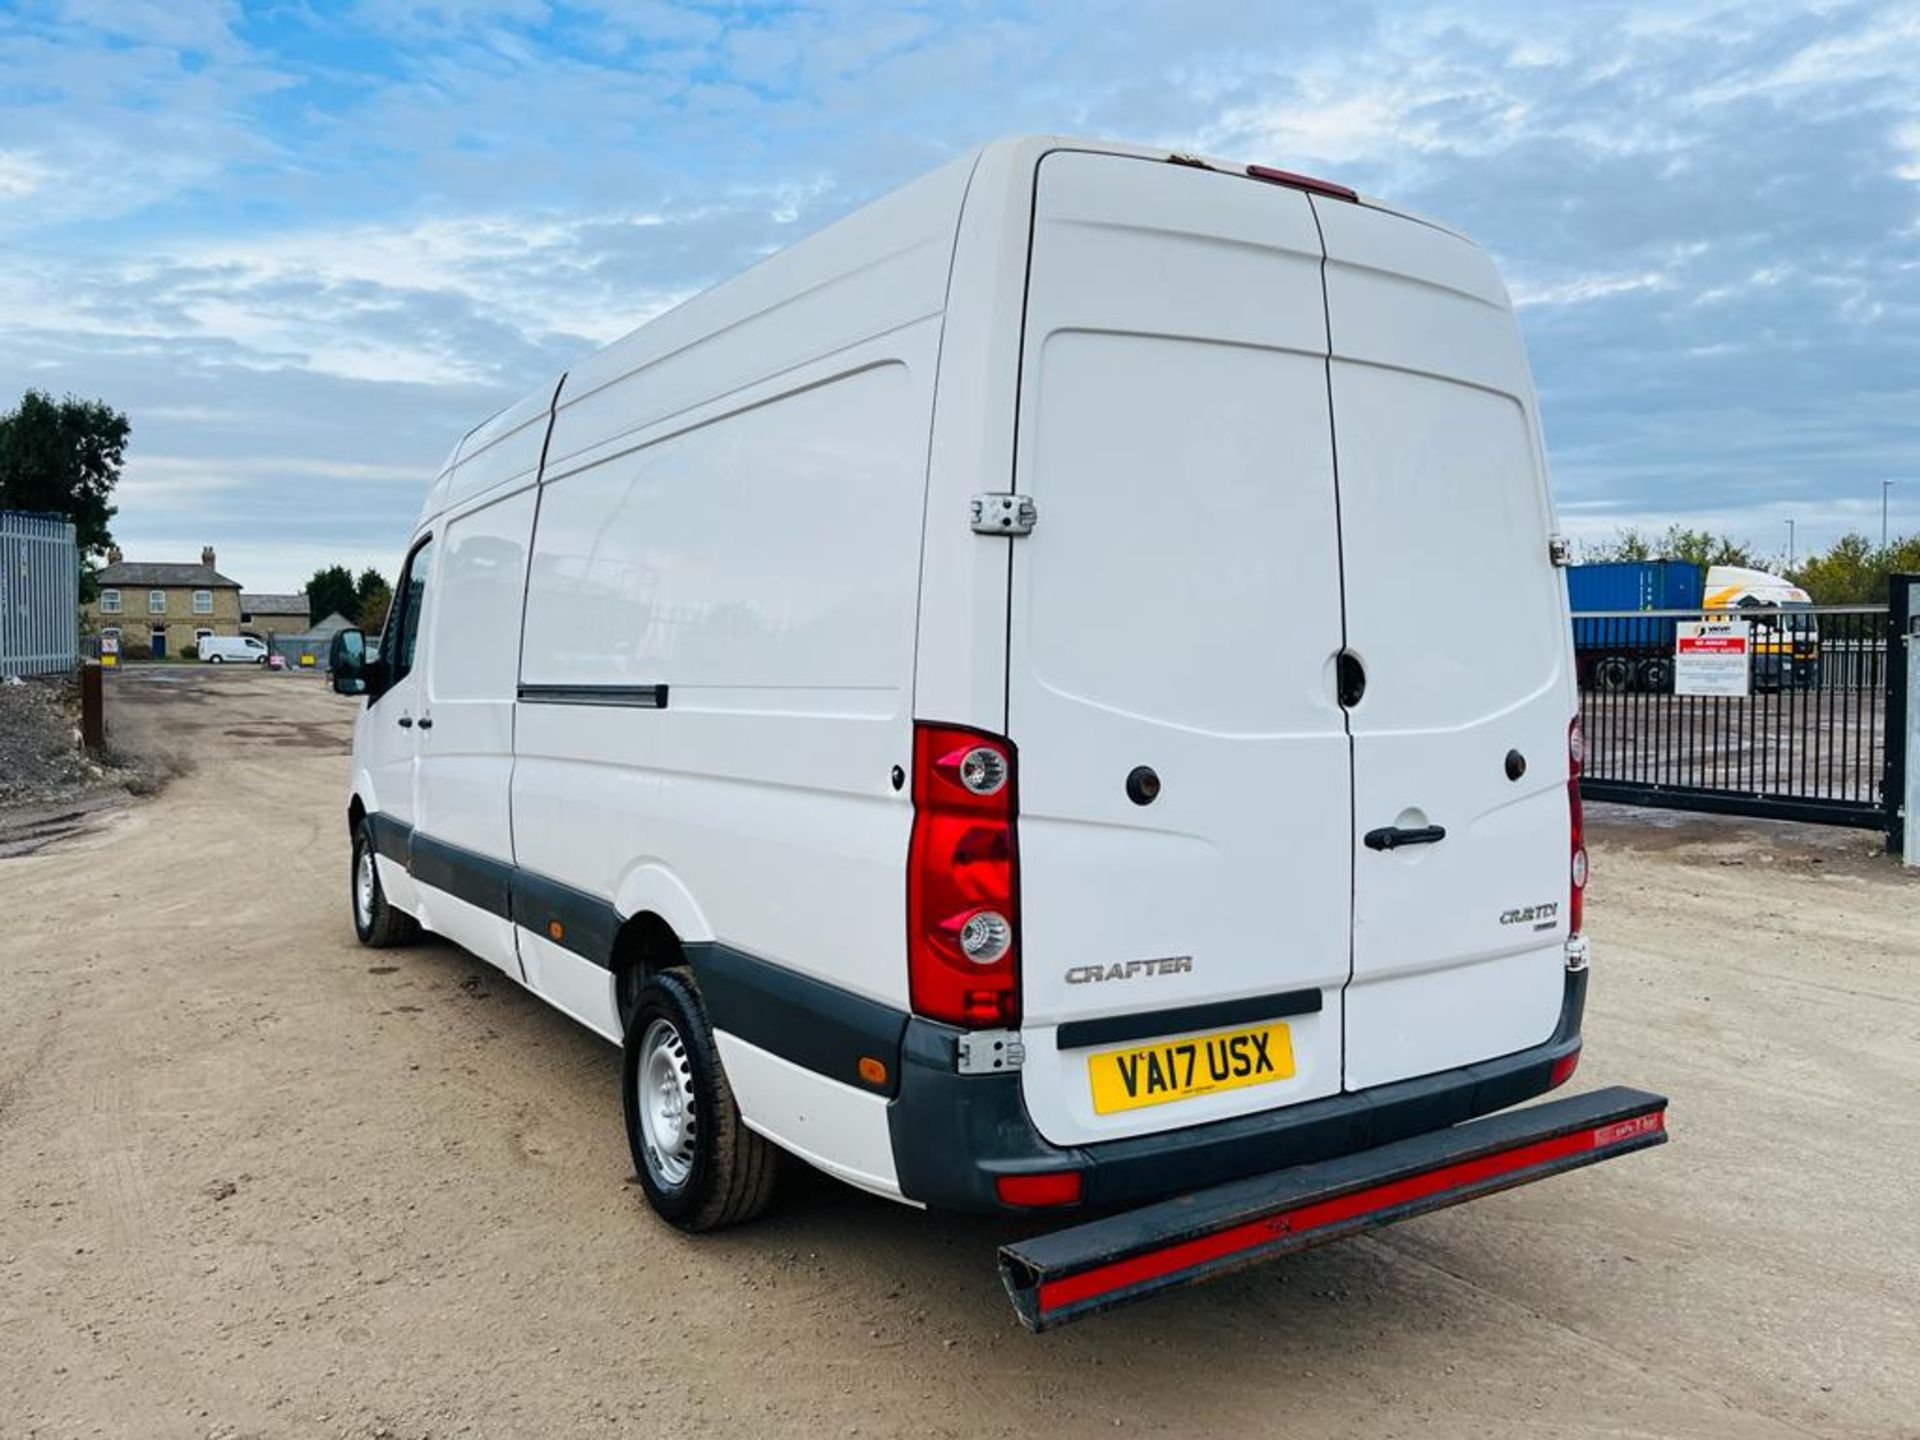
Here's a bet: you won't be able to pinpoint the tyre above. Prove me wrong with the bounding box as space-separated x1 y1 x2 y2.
210 655 224 664
624 968 780 1231
1636 657 1671 693
1593 655 1632 693
351 816 419 947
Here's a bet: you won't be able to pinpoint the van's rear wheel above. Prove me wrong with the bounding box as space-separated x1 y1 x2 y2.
351 817 418 948
623 968 779 1231
209 655 224 664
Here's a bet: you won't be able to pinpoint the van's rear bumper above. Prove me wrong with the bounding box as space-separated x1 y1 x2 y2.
999 1082 1665 1330
888 970 1586 1212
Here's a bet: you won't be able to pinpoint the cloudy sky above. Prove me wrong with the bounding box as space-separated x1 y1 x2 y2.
1 0 1915 589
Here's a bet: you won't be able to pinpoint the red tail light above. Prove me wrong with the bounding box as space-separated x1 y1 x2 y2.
908 723 1019 1028
1568 717 1587 937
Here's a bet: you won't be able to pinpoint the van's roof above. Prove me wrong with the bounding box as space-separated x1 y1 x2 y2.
423 134 1464 522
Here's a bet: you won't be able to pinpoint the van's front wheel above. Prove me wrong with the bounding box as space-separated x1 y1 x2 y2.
351 817 418 948
623 968 779 1231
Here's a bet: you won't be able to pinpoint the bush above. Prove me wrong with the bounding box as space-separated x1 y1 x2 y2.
179 641 199 661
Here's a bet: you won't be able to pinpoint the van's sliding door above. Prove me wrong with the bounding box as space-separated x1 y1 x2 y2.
1005 151 1352 1148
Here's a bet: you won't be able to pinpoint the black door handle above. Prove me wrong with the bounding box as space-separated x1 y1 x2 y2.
397 715 413 728
416 717 433 730
1364 824 1447 851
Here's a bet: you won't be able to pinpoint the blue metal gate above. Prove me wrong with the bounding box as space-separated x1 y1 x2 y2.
0 510 79 678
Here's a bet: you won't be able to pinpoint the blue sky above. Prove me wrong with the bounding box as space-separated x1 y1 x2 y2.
0 0 1915 589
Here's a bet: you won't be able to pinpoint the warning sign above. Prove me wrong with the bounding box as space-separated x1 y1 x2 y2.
1675 620 1750 697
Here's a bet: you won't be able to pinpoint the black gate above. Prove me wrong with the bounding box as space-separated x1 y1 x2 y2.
1575 605 1895 831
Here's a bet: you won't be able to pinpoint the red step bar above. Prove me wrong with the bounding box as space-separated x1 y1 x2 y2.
999 1085 1667 1331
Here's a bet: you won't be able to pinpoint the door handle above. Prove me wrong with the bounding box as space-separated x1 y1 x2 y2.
397 715 414 728
1364 824 1447 851
416 717 433 730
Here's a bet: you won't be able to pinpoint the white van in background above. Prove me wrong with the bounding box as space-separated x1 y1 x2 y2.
330 136 1664 1322
201 634 269 664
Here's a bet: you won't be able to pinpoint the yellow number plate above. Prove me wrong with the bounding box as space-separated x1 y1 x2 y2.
1087 1022 1295 1115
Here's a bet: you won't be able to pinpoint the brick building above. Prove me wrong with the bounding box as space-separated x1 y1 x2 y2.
86 545 242 659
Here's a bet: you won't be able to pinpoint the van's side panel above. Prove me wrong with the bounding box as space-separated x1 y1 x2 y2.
1315 198 1574 1089
515 346 935 1017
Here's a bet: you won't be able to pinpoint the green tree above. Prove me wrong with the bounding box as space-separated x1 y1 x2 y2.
355 567 392 635
1584 524 1757 567
0 389 128 560
1584 527 1655 562
306 564 359 625
1787 532 1920 604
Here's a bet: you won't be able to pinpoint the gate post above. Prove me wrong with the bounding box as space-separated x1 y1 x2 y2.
1888 574 1918 861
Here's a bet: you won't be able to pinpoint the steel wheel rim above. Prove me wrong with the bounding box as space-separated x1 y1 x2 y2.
638 1018 697 1188
354 843 375 927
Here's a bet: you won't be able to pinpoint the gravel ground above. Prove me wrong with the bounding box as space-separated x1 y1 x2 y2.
2 668 1917 1439
0 674 98 807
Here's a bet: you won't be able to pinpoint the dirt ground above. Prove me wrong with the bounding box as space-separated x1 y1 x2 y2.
3 669 1916 1440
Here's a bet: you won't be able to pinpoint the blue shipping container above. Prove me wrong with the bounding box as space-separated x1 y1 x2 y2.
1566 560 1704 661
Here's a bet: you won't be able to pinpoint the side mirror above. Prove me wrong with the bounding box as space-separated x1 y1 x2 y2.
329 628 369 696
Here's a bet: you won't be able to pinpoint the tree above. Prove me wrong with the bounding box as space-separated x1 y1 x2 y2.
1787 532 1920 604
1583 524 1757 567
355 567 392 634
306 564 359 625
0 389 127 559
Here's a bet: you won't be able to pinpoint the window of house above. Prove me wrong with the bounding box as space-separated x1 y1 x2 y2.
192 590 212 614
195 628 213 643
100 589 121 613
149 590 167 614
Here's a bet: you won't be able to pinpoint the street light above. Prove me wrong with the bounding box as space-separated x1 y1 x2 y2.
1884 479 1894 549
1785 518 1795 568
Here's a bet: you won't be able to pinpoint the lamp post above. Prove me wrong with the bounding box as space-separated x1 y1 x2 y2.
1884 479 1894 549
1785 518 1795 569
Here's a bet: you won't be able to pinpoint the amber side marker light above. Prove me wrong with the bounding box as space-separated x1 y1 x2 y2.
548 920 565 942
857 1056 889 1088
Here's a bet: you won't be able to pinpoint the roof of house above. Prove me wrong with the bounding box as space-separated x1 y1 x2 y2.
241 592 310 616
97 561 240 589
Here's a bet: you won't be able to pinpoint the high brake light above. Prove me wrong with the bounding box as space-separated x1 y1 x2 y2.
1569 717 1587 937
908 723 1019 1028
1245 163 1358 203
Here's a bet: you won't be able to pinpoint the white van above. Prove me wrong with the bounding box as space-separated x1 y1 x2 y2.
201 634 269 664
331 136 1663 1321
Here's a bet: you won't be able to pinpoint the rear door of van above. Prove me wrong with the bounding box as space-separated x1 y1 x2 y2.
1314 199 1572 1091
1005 151 1352 1148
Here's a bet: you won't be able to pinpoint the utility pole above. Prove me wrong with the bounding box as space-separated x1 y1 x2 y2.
1884 479 1894 549
1785 518 1795 568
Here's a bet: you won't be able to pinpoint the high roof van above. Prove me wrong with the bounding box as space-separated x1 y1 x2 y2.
331 136 1664 1327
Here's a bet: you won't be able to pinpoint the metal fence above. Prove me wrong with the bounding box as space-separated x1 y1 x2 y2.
0 510 79 678
1575 605 1891 829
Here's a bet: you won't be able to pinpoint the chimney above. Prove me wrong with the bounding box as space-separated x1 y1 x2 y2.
107 545 123 564
201 545 216 567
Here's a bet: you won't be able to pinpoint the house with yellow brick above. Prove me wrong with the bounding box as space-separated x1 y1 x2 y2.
86 545 242 659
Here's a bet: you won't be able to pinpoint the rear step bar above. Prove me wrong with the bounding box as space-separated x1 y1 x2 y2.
999 1084 1667 1331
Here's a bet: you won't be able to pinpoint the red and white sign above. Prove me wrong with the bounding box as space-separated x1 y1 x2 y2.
1675 620 1750 697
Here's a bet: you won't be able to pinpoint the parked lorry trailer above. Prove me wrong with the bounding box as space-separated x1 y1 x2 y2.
1569 559 1818 692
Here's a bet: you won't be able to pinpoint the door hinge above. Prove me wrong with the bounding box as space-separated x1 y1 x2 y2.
1548 535 1573 567
972 493 1037 536
956 1029 1025 1074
